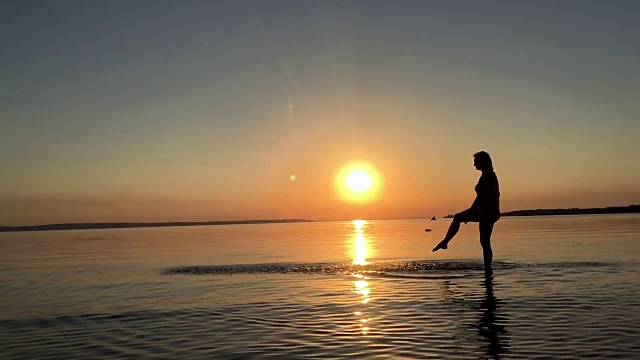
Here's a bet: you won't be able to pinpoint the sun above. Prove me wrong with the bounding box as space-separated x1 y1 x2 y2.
346 169 372 194
335 162 382 203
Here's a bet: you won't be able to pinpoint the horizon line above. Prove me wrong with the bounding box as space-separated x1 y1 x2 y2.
2 204 639 232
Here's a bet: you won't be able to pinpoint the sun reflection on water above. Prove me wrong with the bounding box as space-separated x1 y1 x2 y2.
352 220 372 335
353 220 369 265
352 275 372 335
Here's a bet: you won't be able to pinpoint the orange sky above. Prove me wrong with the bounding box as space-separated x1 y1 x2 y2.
2 2 640 225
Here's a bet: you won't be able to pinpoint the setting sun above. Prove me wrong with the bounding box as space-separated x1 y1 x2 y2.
346 170 372 194
335 162 383 203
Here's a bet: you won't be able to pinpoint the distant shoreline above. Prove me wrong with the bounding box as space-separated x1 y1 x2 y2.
0 219 312 233
2 205 639 232
500 204 640 217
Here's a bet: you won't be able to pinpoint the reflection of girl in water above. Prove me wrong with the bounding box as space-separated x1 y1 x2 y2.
478 274 509 357
433 151 500 272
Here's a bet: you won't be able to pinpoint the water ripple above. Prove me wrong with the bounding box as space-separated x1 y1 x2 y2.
162 260 611 275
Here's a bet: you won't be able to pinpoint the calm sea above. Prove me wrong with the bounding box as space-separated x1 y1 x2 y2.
1 215 639 359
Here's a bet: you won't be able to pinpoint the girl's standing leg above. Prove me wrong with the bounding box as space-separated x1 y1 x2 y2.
479 221 495 271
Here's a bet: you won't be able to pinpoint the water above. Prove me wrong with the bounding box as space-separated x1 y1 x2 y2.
1 215 639 359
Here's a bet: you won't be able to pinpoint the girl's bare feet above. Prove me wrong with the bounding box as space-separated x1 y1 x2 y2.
433 240 448 252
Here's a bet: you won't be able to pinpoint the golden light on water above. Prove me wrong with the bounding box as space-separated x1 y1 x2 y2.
353 277 372 335
351 219 373 335
353 220 369 265
354 280 371 301
353 219 367 230
353 277 372 334
335 162 382 203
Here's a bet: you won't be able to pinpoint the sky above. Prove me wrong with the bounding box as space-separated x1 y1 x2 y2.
1 0 639 225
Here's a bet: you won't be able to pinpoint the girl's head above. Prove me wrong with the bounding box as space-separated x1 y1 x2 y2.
473 151 493 171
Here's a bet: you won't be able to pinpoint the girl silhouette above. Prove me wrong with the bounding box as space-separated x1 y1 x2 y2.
433 151 500 271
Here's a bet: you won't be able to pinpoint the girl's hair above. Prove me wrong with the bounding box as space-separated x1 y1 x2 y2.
474 151 493 170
